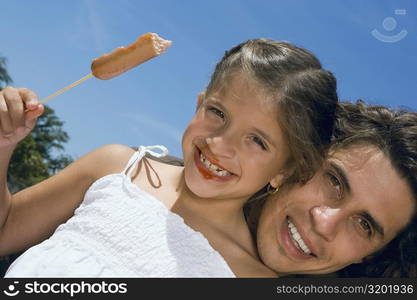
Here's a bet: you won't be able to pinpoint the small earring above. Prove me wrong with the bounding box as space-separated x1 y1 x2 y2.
267 184 280 195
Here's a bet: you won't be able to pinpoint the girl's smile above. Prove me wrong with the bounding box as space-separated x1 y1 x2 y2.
193 146 237 182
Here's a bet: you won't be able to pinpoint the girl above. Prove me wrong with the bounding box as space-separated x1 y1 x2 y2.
0 38 338 277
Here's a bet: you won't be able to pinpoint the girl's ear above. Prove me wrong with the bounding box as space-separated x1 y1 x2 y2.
269 173 285 189
270 164 295 188
196 91 206 111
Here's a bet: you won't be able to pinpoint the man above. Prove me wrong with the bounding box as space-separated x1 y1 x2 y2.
249 100 417 277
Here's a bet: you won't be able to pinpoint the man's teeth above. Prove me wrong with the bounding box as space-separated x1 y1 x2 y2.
287 219 312 255
199 152 232 177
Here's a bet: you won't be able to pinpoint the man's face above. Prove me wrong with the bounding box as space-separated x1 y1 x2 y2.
256 145 415 275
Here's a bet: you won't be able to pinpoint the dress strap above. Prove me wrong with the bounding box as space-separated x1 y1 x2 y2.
122 145 169 178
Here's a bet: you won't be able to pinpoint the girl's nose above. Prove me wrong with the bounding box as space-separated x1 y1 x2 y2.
310 205 342 242
206 136 236 158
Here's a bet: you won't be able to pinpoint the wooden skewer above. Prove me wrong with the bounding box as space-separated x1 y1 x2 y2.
40 73 94 104
25 73 93 112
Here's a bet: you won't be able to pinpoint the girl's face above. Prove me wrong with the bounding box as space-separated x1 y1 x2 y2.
181 74 290 201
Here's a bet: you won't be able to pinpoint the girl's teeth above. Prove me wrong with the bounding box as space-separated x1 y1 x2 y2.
287 219 312 255
199 152 231 177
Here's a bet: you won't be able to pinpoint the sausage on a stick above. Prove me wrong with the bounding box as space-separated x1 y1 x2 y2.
37 32 172 105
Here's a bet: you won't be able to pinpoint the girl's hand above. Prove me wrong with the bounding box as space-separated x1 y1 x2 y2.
0 87 44 148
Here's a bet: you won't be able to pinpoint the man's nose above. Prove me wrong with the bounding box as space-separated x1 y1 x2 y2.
310 205 343 242
206 135 236 159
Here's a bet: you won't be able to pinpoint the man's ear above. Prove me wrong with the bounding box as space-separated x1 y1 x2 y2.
196 91 205 111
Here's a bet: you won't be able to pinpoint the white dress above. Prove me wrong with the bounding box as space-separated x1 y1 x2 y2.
5 146 235 278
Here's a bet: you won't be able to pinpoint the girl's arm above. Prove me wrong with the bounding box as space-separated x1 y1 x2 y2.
0 87 135 255
0 87 41 234
0 145 14 234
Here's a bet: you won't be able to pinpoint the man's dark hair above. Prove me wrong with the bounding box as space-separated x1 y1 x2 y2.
333 100 417 278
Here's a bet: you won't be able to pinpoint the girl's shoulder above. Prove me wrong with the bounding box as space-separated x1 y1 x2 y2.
90 144 183 175
87 144 183 208
85 144 137 180
126 147 184 209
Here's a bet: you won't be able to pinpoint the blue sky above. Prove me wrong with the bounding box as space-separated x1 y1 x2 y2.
2 0 416 159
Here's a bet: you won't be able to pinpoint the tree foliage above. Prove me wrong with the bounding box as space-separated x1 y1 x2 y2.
0 56 12 89
8 105 73 193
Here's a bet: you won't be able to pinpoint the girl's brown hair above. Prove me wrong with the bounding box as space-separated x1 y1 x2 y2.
206 39 338 187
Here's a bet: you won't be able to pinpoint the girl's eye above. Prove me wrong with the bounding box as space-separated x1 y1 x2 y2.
326 172 343 200
250 135 267 150
207 106 225 120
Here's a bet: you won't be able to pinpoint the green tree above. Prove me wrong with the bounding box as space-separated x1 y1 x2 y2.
0 56 15 189
0 57 12 89
8 105 73 193
0 55 73 274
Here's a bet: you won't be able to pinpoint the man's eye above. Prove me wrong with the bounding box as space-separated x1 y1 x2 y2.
357 217 373 237
207 106 225 120
250 135 267 150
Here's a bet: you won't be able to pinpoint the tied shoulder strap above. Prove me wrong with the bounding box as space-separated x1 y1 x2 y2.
122 145 169 179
